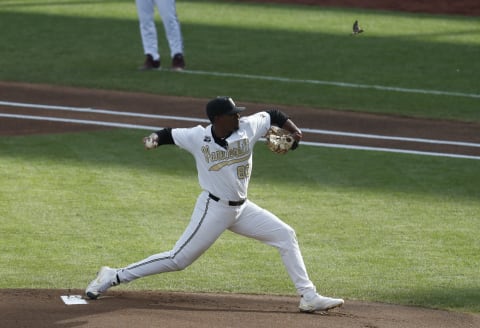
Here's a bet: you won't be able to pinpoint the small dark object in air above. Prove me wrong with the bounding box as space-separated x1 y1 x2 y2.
352 20 364 35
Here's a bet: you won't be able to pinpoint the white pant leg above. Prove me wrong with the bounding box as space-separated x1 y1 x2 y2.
118 192 235 282
136 0 159 60
155 0 184 57
229 201 316 296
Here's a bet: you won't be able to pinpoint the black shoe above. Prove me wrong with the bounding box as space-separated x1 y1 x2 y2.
171 53 185 71
139 54 160 71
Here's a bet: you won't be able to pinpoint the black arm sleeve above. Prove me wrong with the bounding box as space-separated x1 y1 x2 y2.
266 109 290 127
154 128 175 145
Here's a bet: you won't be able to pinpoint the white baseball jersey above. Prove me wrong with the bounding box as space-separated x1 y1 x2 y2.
172 111 270 201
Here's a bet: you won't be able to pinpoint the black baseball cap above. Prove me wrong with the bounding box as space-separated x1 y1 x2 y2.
206 96 245 122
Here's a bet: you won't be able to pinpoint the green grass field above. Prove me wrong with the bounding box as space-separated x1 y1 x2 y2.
0 0 479 314
0 0 479 121
1 131 479 313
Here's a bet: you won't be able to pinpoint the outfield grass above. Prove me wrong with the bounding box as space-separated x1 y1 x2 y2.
0 130 479 313
0 0 479 121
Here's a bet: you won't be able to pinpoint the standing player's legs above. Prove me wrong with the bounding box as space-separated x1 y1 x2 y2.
155 0 184 57
136 0 160 60
229 201 316 296
117 193 234 283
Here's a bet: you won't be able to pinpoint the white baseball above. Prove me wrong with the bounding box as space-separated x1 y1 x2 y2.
144 136 158 149
143 133 158 149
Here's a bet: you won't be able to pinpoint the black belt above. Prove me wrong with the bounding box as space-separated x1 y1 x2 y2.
209 193 246 206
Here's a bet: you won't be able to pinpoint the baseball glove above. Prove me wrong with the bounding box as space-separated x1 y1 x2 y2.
265 126 298 154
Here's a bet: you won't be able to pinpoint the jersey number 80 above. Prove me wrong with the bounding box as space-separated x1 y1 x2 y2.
237 164 250 179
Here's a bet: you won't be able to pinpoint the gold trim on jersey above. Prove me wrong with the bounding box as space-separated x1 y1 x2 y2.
208 154 250 171
201 139 251 171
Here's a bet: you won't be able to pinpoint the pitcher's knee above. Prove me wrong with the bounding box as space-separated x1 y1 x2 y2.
285 224 296 237
278 225 299 246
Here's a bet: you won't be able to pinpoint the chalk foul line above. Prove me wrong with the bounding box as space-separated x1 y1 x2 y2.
1 112 479 161
179 70 480 99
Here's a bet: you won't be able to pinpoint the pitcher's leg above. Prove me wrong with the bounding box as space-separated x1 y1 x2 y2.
119 195 232 283
229 202 315 295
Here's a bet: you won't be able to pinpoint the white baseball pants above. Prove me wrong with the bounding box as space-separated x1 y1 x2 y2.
117 191 316 296
135 0 184 59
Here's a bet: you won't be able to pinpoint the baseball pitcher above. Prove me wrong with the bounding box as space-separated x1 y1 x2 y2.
86 97 344 313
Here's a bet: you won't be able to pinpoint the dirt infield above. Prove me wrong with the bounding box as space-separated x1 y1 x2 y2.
1 81 479 157
2 289 479 328
246 0 480 16
1 1 480 327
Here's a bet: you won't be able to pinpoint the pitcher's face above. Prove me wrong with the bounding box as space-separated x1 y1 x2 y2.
219 112 241 132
